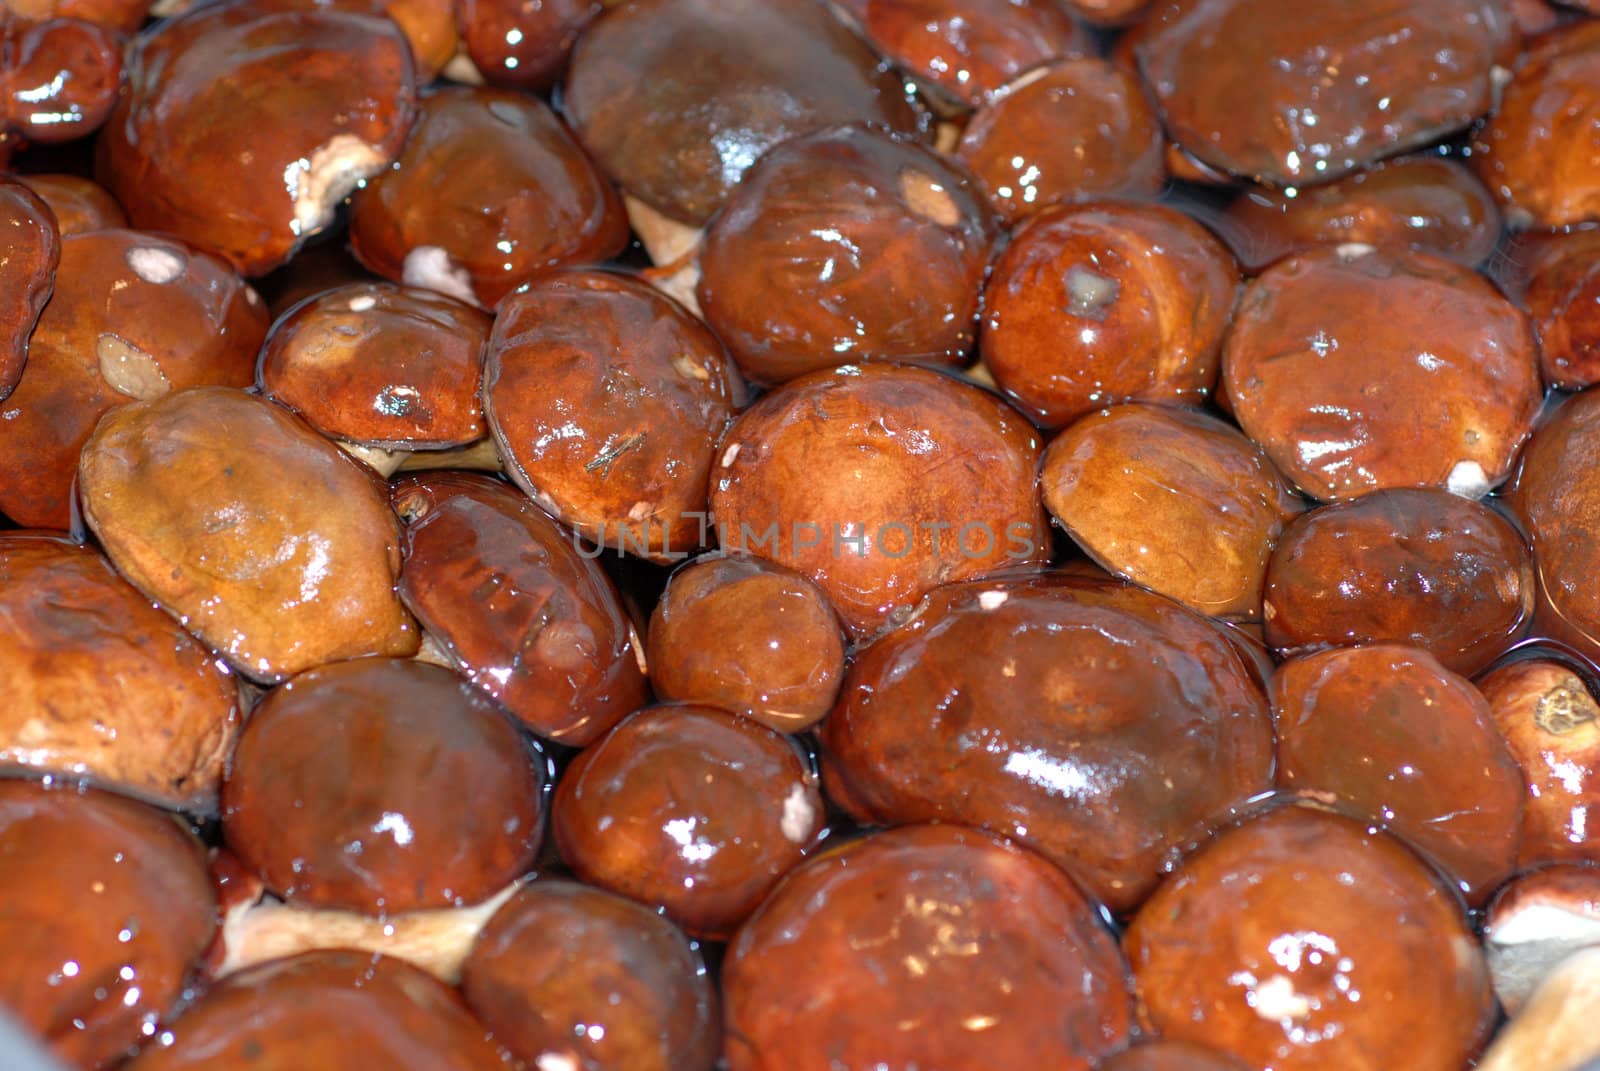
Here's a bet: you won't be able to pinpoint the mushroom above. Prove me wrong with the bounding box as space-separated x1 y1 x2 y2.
0 178 59 402
1485 865 1600 1015
1475 945 1600 1071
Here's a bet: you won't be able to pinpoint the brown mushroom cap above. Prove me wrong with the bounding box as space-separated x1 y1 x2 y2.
1270 644 1525 905
551 703 823 940
261 0 458 79
0 535 240 813
77 386 419 682
1516 227 1600 390
1507 388 1600 665
1136 0 1514 185
1041 402 1303 620
723 824 1134 1071
1222 245 1541 501
833 0 1094 110
1 13 123 146
0 779 215 1070
562 0 922 226
4 0 151 31
1262 488 1535 675
0 230 268 530
0 178 59 404
222 657 543 914
647 554 846 733
1478 657 1600 869
96 0 419 275
454 0 601 91
484 269 740 561
1216 155 1503 272
14 174 127 237
460 880 720 1071
1099 1041 1251 1071
708 363 1047 639
980 201 1239 428
349 86 628 309
697 125 995 386
1125 805 1494 1071
955 58 1167 224
122 950 508 1070
391 471 648 745
257 281 488 451
1472 21 1600 229
821 574 1274 912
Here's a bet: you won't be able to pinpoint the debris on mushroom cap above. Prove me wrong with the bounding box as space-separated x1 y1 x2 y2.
211 879 522 984
1475 945 1600 1071
1485 866 1600 1014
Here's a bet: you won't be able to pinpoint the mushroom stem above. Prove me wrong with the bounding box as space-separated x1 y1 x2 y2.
212 881 522 984
337 440 411 477
395 437 503 474
624 194 702 268
1475 945 1600 1071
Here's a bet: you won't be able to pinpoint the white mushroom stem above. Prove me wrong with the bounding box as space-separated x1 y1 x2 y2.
1475 946 1600 1071
1486 870 1600 1014
395 437 503 474
338 441 411 477
441 49 486 86
213 881 522 985
624 195 703 268
412 631 460 670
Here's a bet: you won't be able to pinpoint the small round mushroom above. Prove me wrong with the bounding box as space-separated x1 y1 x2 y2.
707 363 1047 638
1506 388 1600 665
121 951 509 1070
1135 0 1515 185
96 0 419 275
551 703 823 940
980 201 1239 428
1222 245 1542 501
697 124 995 385
0 12 123 150
257 281 489 457
454 0 601 90
14 173 127 236
0 779 216 1070
562 0 921 227
831 0 1094 110
1270 644 1526 905
821 574 1274 912
391 471 649 745
77 386 420 682
1262 488 1535 675
955 58 1167 225
1478 657 1600 868
0 178 59 403
0 230 269 530
1484 864 1600 1015
1125 804 1494 1071
1216 155 1503 272
647 554 846 733
349 86 629 309
1040 403 1303 620
484 269 740 562
1472 21 1600 228
0 535 240 813
722 824 1134 1071
460 880 720 1071
222 657 543 914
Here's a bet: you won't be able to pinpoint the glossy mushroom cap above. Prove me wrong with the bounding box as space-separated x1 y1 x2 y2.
1125 804 1494 1071
708 362 1047 638
97 0 419 275
821 574 1274 911
0 178 59 404
562 0 921 226
123 950 508 1070
0 536 240 812
552 703 823 939
0 780 216 1070
77 386 419 682
460 880 720 1071
484 269 740 562
222 657 544 915
14 174 127 237
647 554 846 733
723 824 1134 1071
1223 245 1541 501
391 471 649 745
